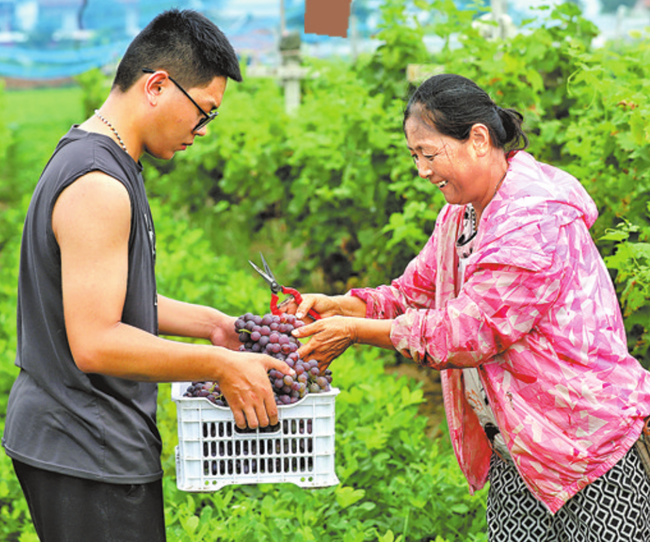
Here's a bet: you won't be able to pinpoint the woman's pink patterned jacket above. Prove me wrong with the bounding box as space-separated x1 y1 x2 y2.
350 151 650 513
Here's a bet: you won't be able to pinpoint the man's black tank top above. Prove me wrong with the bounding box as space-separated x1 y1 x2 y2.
3 127 162 483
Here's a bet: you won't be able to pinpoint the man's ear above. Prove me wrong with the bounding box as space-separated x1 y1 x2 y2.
141 70 168 106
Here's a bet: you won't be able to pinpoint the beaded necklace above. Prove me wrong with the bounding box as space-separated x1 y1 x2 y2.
94 110 128 154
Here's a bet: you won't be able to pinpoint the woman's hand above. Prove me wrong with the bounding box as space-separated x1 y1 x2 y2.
280 293 367 321
292 316 357 372
279 293 344 321
293 316 396 372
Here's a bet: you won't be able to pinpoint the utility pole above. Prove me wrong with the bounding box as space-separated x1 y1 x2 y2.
247 0 312 114
616 5 627 39
491 0 504 19
280 0 286 35
350 13 358 62
491 0 508 39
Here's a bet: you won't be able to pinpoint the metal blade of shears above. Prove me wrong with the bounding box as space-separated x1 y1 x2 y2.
248 253 321 320
249 254 284 314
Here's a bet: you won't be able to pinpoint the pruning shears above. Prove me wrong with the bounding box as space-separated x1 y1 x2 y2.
249 253 321 321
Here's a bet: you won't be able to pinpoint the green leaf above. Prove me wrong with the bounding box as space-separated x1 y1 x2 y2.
450 503 470 514
182 515 199 534
335 486 366 509
600 229 630 243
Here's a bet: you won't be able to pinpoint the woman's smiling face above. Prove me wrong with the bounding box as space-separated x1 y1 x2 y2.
404 115 496 213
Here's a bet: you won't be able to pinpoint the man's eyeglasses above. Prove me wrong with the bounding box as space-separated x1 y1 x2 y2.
142 68 218 132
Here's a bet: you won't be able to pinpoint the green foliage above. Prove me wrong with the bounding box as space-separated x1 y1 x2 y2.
74 67 112 118
153 198 271 316
424 0 599 163
0 80 12 165
356 0 430 103
0 205 21 410
559 39 650 236
0 85 82 203
283 59 443 288
600 208 650 366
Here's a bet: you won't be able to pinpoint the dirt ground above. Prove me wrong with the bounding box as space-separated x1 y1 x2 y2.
384 360 447 440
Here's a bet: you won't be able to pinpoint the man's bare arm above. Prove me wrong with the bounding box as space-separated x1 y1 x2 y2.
157 295 241 350
53 172 291 428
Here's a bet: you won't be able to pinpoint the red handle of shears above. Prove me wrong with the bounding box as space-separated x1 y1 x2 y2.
270 287 321 320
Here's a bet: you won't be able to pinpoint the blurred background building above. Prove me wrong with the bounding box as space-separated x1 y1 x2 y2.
0 0 646 83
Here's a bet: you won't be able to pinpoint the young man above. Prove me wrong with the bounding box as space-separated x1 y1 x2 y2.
2 9 292 541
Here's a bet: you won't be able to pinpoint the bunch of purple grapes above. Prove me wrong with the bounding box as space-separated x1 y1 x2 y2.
184 311 332 406
184 380 227 406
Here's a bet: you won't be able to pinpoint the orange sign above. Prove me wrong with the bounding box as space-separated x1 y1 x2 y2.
304 0 352 38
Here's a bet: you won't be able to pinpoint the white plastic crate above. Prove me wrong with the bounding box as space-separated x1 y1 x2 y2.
171 382 340 492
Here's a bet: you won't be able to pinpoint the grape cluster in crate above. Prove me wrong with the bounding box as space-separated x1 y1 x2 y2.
183 311 333 406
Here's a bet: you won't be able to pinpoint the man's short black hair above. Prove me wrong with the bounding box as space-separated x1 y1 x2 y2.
113 8 242 92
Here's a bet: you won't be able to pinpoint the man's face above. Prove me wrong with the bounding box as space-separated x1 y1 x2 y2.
144 75 228 161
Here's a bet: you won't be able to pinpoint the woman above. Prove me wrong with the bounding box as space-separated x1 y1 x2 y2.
289 74 650 541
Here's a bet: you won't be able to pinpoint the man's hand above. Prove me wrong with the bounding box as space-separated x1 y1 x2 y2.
209 316 241 350
218 352 295 429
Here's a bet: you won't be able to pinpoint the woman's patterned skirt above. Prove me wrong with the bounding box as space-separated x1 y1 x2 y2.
487 445 650 542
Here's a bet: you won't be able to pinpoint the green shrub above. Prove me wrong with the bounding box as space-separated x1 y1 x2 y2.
600 207 650 366
74 68 112 119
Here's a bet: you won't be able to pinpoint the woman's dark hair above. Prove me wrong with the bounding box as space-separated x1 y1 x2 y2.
113 9 242 92
404 74 528 152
